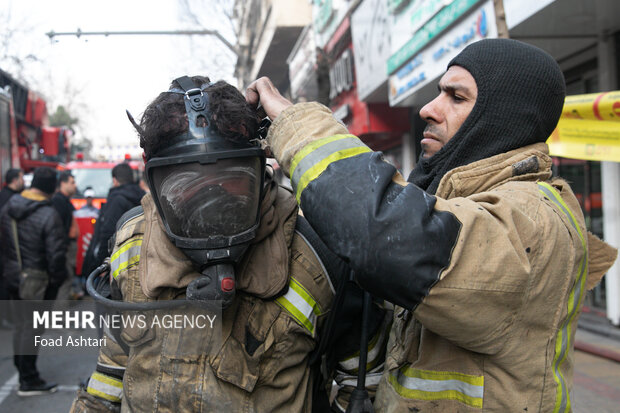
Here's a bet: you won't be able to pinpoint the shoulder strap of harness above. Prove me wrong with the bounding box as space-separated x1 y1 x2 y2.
107 206 144 254
294 215 352 365
295 215 350 291
116 205 145 231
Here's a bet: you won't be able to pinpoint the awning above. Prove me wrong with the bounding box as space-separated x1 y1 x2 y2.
547 91 620 162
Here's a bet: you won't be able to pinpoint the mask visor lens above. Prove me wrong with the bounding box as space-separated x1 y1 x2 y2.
151 157 262 238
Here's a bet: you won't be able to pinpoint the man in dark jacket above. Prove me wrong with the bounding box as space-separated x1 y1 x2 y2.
0 168 25 328
52 171 81 299
0 167 66 395
0 168 24 211
51 171 77 236
82 163 145 278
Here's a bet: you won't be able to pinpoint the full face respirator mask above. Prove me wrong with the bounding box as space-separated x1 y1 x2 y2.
86 76 266 312
148 76 266 309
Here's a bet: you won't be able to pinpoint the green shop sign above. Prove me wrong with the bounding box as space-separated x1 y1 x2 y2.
388 0 411 14
314 0 334 33
387 0 481 74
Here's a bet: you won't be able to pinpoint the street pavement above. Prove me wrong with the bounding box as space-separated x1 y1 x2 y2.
0 328 96 413
0 317 619 412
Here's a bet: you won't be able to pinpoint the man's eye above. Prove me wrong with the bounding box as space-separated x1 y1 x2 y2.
453 94 465 102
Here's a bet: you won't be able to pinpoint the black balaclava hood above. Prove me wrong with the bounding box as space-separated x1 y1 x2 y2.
409 38 566 194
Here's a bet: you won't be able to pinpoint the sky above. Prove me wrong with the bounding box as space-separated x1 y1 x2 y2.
1 0 237 160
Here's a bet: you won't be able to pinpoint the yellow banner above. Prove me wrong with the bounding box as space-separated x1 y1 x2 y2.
547 91 620 162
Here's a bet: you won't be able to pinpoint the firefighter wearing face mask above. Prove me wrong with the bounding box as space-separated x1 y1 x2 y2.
68 76 386 413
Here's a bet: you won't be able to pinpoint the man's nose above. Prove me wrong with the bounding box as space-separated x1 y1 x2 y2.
419 97 441 124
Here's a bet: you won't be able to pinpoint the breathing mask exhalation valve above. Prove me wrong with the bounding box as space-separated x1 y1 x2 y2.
143 76 265 309
186 263 236 306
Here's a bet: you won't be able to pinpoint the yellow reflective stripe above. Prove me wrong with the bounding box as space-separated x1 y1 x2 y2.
290 277 323 315
276 277 321 335
290 135 367 189
339 322 387 373
289 134 371 203
87 371 122 403
110 238 142 278
538 183 586 247
400 366 484 386
295 146 371 203
290 134 356 177
112 255 141 279
389 367 483 409
110 238 142 262
538 182 588 413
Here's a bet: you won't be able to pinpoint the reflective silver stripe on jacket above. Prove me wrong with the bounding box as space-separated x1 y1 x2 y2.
109 237 143 278
275 277 323 335
338 321 387 373
86 371 123 403
538 182 587 413
388 366 484 409
289 134 372 202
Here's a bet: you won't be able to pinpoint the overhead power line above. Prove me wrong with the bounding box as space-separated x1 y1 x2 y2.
46 28 239 56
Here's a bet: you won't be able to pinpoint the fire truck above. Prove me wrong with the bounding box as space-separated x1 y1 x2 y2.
0 67 71 183
67 155 143 275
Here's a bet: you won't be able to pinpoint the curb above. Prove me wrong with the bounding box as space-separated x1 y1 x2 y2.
575 340 620 364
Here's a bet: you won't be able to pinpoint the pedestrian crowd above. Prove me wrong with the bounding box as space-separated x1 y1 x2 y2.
0 164 143 397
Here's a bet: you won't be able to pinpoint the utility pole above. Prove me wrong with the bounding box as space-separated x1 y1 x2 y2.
46 29 240 57
493 0 509 39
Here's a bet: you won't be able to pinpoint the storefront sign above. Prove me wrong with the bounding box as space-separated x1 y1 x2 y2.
351 0 392 100
389 0 452 70
388 0 495 106
388 0 481 74
388 0 412 14
329 49 355 99
312 0 356 48
313 0 334 33
504 0 556 29
548 91 620 162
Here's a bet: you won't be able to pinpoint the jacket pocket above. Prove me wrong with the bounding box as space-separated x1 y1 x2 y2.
120 318 156 348
210 296 279 393
386 308 420 371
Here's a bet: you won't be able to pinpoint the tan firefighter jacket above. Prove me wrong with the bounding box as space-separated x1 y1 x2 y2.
70 179 337 413
263 102 618 413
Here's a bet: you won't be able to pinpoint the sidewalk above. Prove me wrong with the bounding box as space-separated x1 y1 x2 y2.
577 310 620 360
572 311 620 413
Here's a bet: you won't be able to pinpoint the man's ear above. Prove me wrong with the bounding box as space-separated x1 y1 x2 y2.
142 152 147 164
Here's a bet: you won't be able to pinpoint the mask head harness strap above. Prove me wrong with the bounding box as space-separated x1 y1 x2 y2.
169 76 212 140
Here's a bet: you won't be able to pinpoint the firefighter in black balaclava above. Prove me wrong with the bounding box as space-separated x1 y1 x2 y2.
246 39 618 412
70 75 390 413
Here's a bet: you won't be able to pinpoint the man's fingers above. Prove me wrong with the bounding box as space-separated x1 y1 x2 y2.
245 81 260 106
245 77 292 120
245 77 271 106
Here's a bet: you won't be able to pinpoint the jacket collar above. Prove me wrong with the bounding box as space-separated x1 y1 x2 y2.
435 143 553 199
21 189 50 202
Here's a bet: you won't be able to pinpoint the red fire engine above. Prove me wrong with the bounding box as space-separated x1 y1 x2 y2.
0 68 71 183
67 155 143 275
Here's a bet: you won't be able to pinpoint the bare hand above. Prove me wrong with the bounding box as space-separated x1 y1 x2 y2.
245 77 293 120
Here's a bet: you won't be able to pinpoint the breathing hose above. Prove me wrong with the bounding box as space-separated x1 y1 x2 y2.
86 263 205 311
